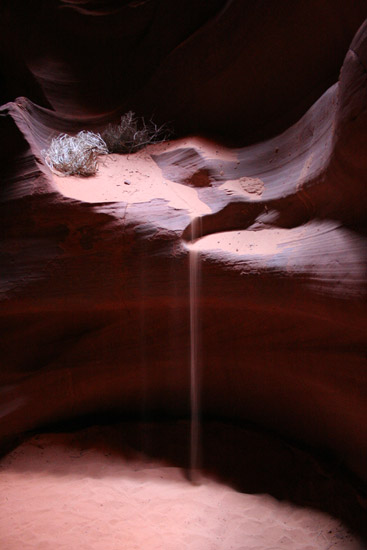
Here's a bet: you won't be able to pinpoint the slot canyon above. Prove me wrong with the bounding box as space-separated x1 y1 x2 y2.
0 1 366 548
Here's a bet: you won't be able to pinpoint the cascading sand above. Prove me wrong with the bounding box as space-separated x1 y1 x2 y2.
189 217 202 482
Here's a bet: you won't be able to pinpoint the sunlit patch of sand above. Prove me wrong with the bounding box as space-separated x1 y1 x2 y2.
188 227 303 256
51 144 212 218
219 177 265 199
0 430 363 550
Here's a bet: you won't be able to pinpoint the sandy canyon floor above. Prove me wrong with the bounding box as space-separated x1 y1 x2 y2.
0 423 364 550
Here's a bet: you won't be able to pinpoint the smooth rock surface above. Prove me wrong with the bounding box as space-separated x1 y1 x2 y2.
0 0 366 503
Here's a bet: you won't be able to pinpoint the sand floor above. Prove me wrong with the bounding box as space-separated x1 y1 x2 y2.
0 424 364 550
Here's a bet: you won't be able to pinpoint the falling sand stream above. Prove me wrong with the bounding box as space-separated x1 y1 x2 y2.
189 217 202 482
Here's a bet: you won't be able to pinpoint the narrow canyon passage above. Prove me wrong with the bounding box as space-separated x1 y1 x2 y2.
0 2 366 549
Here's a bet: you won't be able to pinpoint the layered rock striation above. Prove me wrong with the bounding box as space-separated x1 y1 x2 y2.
0 1 366 489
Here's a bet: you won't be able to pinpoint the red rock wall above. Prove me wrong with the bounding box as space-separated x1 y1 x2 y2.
0 2 366 484
1 0 366 141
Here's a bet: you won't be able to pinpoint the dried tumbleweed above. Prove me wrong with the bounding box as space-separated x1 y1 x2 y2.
42 113 171 177
102 111 171 154
42 131 108 176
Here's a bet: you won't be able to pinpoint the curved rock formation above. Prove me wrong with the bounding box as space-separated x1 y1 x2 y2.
1 0 366 142
0 0 366 501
